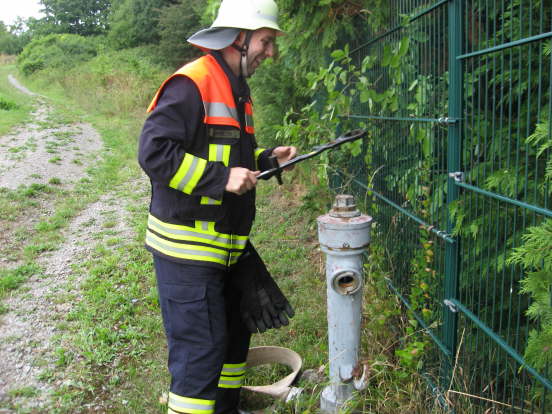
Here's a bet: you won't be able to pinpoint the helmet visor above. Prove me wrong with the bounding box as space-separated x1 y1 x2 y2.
187 27 242 50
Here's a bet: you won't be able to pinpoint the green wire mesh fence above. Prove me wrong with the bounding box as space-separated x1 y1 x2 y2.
329 0 552 412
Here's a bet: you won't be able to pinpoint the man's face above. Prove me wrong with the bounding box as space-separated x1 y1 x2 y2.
245 28 277 75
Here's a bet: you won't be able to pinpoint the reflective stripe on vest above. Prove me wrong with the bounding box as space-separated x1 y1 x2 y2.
245 101 255 134
147 55 254 134
168 392 214 414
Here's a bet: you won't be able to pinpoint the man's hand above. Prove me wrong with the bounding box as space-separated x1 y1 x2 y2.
272 146 297 171
225 167 260 195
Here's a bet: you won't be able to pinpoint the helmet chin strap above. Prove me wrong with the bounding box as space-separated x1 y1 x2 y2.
232 31 253 78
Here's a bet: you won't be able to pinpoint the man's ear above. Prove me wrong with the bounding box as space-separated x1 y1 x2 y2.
234 31 246 47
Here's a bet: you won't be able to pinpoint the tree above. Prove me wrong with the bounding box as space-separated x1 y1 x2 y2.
157 0 205 67
107 0 171 49
0 21 25 55
39 0 111 36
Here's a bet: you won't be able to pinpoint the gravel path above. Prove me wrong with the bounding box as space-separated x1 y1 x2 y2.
0 76 103 190
0 75 141 412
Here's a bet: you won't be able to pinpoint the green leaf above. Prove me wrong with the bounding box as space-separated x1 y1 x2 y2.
330 49 345 60
398 37 410 57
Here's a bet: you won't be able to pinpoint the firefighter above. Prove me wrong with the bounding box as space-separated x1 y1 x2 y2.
138 0 296 413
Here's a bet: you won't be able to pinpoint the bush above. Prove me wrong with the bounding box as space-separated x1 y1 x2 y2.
49 46 167 117
17 34 98 76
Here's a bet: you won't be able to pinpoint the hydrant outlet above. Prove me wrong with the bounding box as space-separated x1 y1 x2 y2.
331 269 362 295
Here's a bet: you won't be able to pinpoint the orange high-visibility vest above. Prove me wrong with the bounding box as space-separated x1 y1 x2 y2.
147 54 254 134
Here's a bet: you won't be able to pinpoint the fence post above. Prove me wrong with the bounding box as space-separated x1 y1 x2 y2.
443 0 463 390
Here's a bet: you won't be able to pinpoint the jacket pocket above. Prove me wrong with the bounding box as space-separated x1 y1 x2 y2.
164 283 212 345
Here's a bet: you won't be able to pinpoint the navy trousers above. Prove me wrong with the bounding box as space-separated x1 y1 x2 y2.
153 256 251 414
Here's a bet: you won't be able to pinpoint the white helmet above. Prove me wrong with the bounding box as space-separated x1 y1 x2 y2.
188 0 283 50
212 0 283 32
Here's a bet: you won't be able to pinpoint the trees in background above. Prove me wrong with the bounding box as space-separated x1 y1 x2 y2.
39 0 111 36
157 0 204 67
0 20 32 55
107 0 206 64
108 0 172 49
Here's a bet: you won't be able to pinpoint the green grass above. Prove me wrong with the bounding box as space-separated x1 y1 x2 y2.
0 65 35 135
0 263 42 299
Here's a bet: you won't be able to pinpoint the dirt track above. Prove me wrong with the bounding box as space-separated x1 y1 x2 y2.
0 75 139 412
0 76 102 190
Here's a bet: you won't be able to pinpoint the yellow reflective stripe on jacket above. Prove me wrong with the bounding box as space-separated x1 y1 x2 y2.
209 144 231 166
254 148 266 160
148 215 247 250
201 144 231 205
254 147 266 170
146 231 228 265
169 153 207 194
168 392 214 414
200 197 222 205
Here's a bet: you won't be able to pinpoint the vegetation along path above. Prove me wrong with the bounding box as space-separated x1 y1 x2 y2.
0 74 140 412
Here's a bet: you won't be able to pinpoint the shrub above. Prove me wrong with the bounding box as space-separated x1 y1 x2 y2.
51 46 166 117
17 34 98 76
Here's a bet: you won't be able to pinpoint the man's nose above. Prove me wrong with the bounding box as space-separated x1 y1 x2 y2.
266 42 278 59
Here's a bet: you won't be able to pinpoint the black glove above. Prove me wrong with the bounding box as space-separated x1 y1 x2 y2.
229 243 295 333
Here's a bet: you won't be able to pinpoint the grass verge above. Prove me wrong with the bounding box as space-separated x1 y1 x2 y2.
0 64 35 136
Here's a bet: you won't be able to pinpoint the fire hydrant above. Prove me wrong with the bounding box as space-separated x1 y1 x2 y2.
317 194 372 413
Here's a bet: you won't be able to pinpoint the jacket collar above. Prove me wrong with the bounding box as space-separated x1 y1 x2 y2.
210 50 250 102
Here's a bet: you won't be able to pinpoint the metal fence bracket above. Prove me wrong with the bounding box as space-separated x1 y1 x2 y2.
443 299 459 313
448 171 465 182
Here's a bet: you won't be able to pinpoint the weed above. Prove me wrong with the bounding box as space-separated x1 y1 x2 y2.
48 155 62 164
8 145 25 153
38 369 56 382
22 183 50 197
0 95 19 110
55 347 73 367
49 177 62 185
0 263 41 299
8 386 39 398
23 242 58 256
